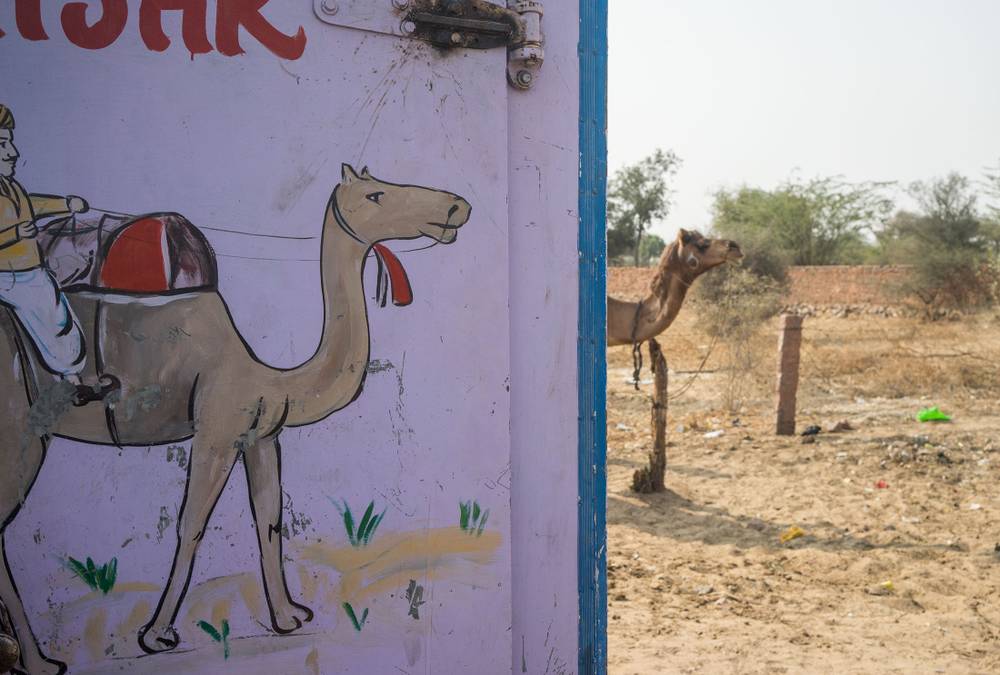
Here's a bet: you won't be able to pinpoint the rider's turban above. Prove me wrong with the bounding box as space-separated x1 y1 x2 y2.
0 105 13 130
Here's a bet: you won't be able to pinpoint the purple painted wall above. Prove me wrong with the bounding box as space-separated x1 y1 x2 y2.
0 2 579 673
509 0 580 670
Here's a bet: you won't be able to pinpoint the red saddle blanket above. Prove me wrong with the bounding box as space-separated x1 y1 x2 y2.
39 212 217 294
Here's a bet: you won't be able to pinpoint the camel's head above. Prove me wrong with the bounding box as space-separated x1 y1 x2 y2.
330 164 472 307
675 228 743 275
332 164 471 246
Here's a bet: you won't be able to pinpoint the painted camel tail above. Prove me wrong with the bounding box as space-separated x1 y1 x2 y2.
0 164 471 675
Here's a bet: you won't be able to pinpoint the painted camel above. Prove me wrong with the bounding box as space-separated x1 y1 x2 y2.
607 229 743 347
0 164 471 674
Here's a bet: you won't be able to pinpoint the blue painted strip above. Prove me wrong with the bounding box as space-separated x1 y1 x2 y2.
578 0 608 672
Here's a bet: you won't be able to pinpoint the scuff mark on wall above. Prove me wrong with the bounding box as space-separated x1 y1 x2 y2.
166 444 188 469
282 490 313 540
120 385 163 422
388 352 414 446
25 381 76 442
403 631 423 667
404 579 425 619
367 358 395 374
156 507 172 543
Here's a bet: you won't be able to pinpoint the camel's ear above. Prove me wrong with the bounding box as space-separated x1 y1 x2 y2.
360 166 372 179
678 228 693 245
342 163 360 184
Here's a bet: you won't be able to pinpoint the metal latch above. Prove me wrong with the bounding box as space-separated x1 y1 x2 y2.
313 0 544 89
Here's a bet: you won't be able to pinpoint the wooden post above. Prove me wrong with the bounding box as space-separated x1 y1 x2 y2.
632 338 668 493
774 314 804 435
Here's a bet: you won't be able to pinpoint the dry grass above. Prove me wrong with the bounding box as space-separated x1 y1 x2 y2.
608 310 1000 674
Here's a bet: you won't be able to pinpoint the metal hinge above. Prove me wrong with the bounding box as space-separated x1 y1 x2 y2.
313 0 544 89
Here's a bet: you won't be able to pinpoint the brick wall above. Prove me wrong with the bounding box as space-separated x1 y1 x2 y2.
608 265 913 306
785 266 910 305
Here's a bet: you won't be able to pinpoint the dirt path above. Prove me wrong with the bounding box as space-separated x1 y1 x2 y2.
606 312 1000 674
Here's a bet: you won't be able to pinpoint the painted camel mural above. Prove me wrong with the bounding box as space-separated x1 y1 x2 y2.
0 164 471 674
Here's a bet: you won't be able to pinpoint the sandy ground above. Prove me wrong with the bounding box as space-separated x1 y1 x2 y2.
605 304 1000 674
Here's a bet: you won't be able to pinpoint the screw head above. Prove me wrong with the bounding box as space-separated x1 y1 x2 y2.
401 20 417 34
516 70 534 87
320 0 339 15
450 31 463 45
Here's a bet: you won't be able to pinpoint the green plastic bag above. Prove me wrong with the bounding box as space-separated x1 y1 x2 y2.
917 407 951 423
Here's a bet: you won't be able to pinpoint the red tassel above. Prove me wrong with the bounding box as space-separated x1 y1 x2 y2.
372 243 413 307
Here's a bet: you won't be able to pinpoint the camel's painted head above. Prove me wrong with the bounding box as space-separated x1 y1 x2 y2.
330 164 472 306
332 164 471 246
675 228 743 275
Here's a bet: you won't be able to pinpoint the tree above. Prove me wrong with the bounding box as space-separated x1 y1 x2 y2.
880 173 992 310
983 159 1000 214
607 149 681 265
638 233 667 267
710 177 891 278
983 160 1000 255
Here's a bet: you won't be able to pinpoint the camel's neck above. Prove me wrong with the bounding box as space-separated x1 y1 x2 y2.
281 210 373 427
614 244 695 344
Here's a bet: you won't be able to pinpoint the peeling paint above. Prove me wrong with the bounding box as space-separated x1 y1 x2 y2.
366 358 395 374
25 380 76 442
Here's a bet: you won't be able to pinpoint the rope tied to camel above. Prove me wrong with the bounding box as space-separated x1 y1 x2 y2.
630 299 644 391
628 270 715 400
629 271 693 390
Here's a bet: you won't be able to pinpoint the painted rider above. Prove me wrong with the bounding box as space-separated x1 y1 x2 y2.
0 104 118 405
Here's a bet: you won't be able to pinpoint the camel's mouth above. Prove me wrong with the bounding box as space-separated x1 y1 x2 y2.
420 225 459 245
420 202 470 244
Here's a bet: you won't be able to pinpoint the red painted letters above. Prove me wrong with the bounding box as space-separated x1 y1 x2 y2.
61 0 128 50
139 0 213 55
15 0 49 41
1 0 307 59
216 0 306 60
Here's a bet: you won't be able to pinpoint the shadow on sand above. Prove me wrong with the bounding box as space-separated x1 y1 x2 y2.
609 486 959 555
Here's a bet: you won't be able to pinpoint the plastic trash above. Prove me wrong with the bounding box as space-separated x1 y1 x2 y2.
801 425 821 437
865 580 895 596
704 430 725 439
875 480 889 489
917 407 951 423
779 526 805 544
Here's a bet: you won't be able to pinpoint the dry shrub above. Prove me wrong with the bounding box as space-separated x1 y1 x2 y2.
694 267 784 413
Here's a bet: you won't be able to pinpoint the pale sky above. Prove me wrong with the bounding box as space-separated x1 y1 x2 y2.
608 0 1000 239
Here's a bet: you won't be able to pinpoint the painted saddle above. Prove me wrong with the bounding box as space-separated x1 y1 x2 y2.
38 212 217 294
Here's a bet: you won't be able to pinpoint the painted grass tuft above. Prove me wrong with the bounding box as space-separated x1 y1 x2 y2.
459 500 490 536
197 618 231 659
342 602 369 631
65 556 117 595
332 498 386 547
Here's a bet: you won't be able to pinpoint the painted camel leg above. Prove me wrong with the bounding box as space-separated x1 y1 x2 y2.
138 431 241 654
0 436 65 675
3 538 65 675
243 434 313 633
